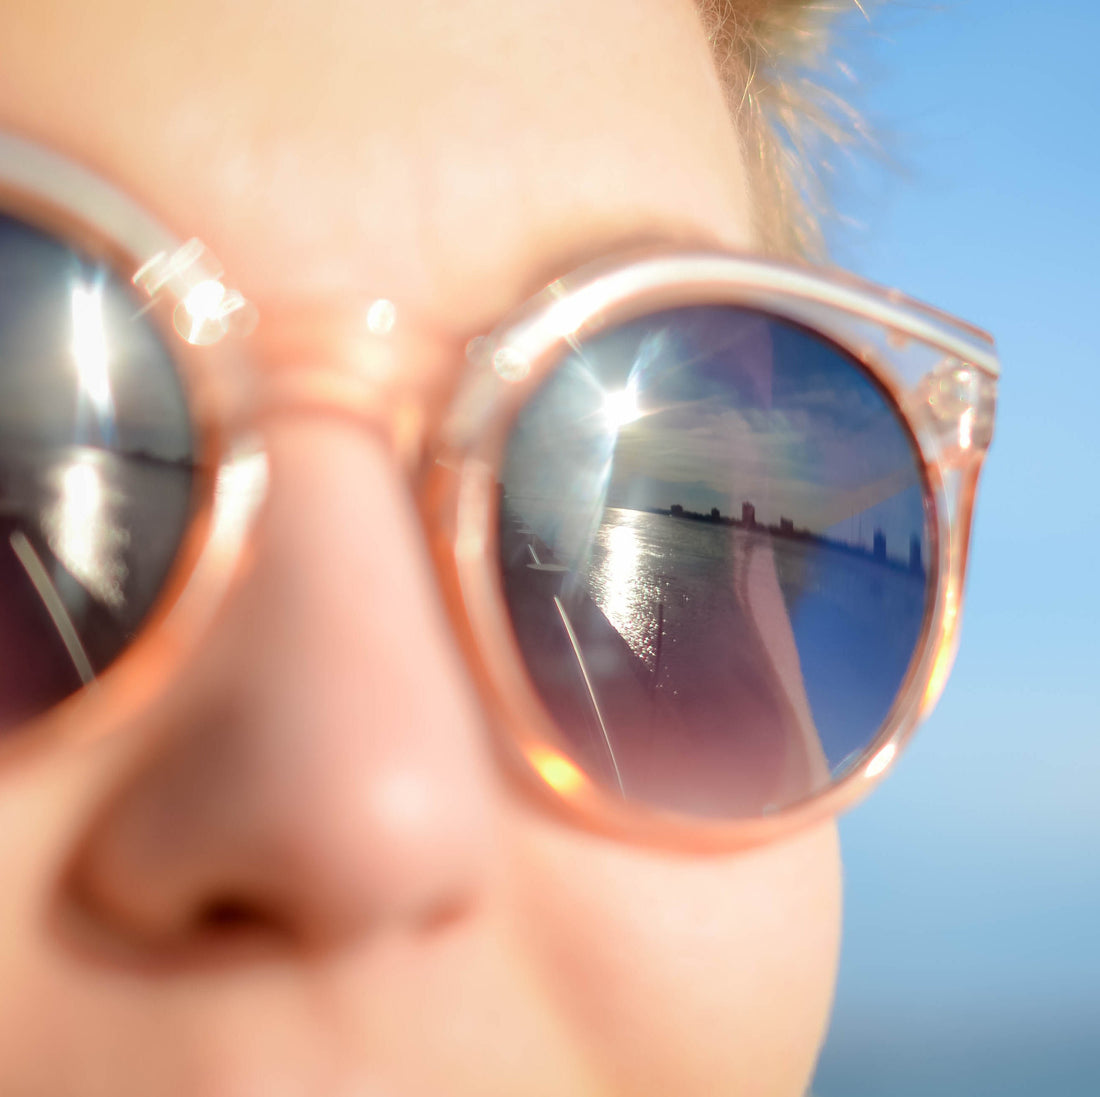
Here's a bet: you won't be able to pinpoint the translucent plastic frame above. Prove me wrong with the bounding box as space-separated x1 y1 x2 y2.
0 133 998 851
431 254 998 851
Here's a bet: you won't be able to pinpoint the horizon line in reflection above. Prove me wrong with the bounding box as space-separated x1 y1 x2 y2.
625 501 926 576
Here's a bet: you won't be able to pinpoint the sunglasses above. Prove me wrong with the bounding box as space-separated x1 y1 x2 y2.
0 132 998 849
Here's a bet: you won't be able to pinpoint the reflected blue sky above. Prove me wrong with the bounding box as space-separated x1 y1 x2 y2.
811 3 1100 1094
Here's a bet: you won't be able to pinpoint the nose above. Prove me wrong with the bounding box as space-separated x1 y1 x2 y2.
67 414 499 951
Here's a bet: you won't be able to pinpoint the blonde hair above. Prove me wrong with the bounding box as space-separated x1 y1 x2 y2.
696 0 870 260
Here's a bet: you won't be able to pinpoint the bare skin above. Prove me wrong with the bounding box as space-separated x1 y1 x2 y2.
0 1 841 1094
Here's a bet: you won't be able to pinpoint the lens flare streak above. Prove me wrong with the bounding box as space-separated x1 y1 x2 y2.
70 282 117 442
602 383 640 428
527 745 590 797
553 595 625 795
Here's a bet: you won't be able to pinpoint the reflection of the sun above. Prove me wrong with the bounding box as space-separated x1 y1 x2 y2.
70 283 118 444
602 383 640 429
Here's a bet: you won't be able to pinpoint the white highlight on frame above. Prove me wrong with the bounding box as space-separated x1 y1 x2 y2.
864 741 897 779
183 278 228 325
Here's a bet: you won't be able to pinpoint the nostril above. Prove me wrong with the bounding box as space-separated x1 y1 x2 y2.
194 896 288 941
417 894 471 936
56 874 291 963
199 898 259 929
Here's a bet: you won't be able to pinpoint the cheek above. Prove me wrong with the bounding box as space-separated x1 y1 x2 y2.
511 818 841 1097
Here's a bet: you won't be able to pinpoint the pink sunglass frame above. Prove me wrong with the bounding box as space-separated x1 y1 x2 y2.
0 132 998 852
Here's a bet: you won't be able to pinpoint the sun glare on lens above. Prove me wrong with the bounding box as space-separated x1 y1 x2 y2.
602 384 640 428
527 745 589 797
70 284 113 416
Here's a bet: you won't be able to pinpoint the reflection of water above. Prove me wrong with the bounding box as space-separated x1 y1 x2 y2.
0 443 194 635
41 449 130 608
600 524 640 635
557 507 928 771
587 517 658 661
577 508 758 684
0 443 195 730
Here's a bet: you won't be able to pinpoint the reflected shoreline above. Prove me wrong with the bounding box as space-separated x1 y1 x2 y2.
500 498 929 788
631 503 927 577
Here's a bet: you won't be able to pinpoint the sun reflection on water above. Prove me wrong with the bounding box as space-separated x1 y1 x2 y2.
601 523 641 631
41 451 130 608
584 514 662 666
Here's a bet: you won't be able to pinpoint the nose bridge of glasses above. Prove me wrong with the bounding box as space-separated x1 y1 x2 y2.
133 239 456 470
242 294 470 474
250 354 429 472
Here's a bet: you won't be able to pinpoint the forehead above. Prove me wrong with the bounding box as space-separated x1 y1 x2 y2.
0 0 751 350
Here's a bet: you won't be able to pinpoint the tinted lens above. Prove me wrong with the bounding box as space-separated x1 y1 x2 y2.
0 213 196 733
499 305 930 819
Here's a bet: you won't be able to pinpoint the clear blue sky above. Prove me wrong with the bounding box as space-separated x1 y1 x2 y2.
809 2 1100 1095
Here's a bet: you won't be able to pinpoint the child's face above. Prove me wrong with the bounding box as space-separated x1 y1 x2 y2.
0 1 841 1094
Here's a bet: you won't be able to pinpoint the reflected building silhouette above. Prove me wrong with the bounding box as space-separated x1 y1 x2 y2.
909 534 923 574
660 495 924 577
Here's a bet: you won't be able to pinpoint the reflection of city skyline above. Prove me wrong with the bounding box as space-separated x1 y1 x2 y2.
506 381 927 577
612 499 926 575
502 303 932 592
604 443 925 545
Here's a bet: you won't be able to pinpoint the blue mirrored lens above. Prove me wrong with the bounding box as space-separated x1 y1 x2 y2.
499 305 930 818
0 213 195 733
